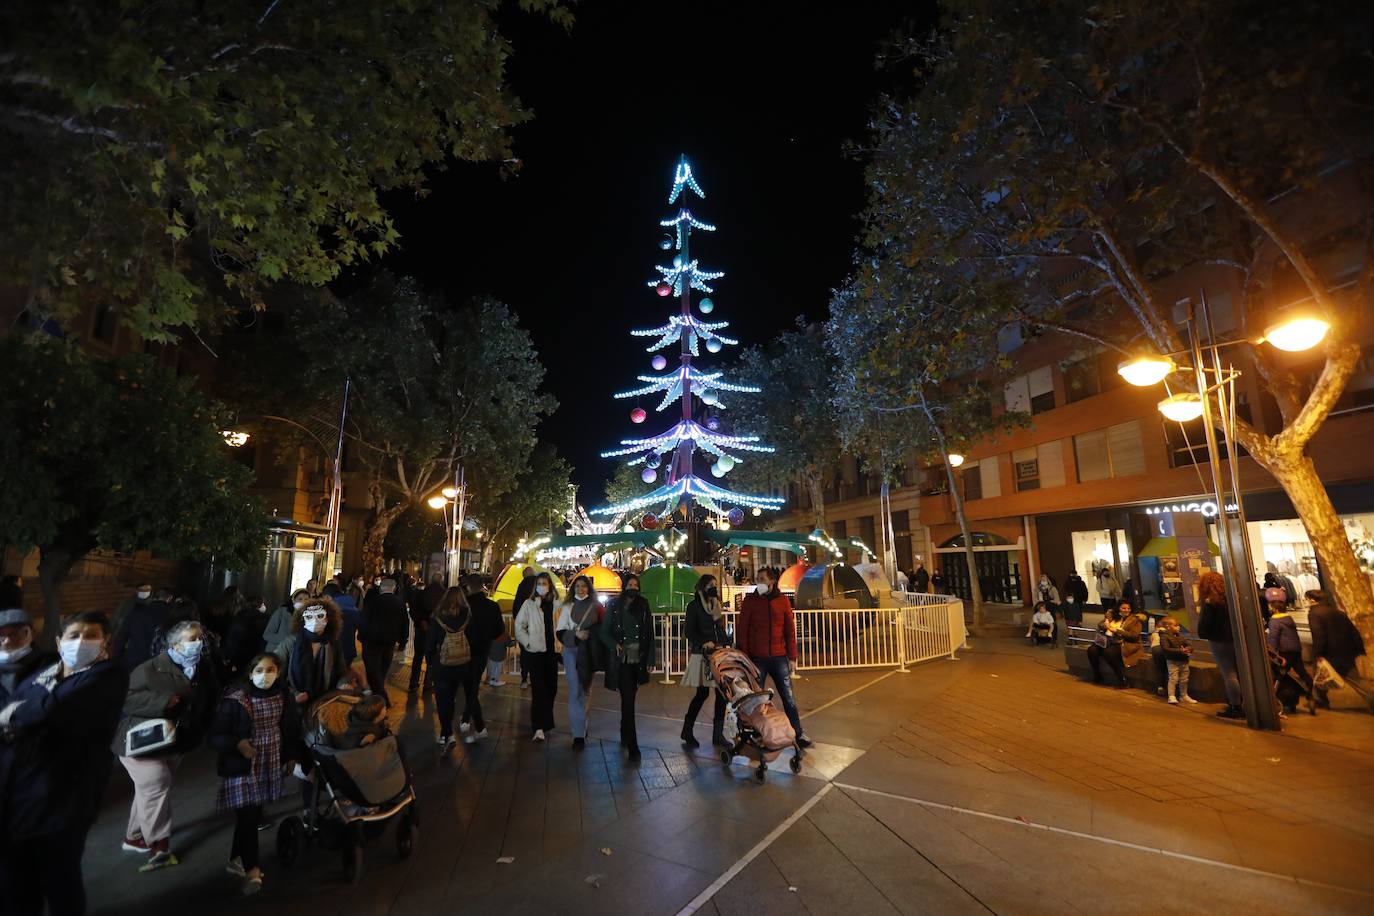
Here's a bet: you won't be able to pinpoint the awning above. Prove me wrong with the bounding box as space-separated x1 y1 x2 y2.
1138 537 1221 558
702 529 813 554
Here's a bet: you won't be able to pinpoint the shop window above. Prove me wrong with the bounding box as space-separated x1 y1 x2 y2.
962 464 984 501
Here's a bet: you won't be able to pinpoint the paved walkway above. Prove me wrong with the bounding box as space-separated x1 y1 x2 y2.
81 641 1374 915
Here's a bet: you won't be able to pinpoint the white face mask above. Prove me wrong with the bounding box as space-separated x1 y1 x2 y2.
251 670 278 690
59 637 104 670
293 600 305 610
575 589 589 600
756 583 769 595
535 584 549 597
137 590 151 600
0 644 33 664
175 640 204 663
304 615 327 634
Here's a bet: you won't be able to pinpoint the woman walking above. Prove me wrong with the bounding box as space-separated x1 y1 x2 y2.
681 575 729 749
426 587 476 753
1196 570 1244 719
262 589 306 655
274 597 354 707
555 575 604 750
210 652 301 896
599 573 656 763
515 572 560 741
114 620 220 870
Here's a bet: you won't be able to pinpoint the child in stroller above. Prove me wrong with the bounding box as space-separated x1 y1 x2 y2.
709 647 803 781
276 690 418 883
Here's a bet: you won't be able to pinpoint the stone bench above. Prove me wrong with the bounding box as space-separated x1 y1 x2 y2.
1063 644 1228 703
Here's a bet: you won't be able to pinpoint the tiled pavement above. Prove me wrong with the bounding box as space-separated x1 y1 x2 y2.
82 642 1374 915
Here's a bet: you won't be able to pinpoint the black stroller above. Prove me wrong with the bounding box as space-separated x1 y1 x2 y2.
276 692 418 883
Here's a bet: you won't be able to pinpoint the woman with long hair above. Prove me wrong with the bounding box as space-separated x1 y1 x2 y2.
598 573 657 762
681 574 729 748
1195 570 1243 719
426 587 477 752
515 571 560 741
555 575 604 750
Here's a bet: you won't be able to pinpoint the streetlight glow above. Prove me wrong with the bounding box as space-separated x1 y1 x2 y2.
441 486 459 499
751 507 762 517
1117 354 1177 387
221 430 250 447
1263 315 1330 352
947 453 965 468
426 495 447 509
1158 393 1204 423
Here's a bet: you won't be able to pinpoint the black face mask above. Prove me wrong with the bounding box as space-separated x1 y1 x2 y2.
705 587 719 599
623 587 639 597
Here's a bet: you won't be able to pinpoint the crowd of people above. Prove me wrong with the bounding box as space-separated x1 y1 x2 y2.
0 561 822 913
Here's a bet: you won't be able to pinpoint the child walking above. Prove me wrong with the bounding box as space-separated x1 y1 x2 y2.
1157 617 1199 705
209 652 301 895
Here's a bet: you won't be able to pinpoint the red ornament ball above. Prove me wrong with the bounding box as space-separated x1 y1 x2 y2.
630 407 647 424
656 282 673 297
641 513 659 530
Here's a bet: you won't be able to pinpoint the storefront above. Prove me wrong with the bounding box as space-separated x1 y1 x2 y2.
1239 483 1374 600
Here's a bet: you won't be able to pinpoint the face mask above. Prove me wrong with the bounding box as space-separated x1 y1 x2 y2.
624 587 638 597
705 587 719 599
575 589 589 600
176 640 204 663
60 637 104 670
0 644 33 664
137 590 151 600
304 615 327 634
756 584 769 595
251 670 278 690
293 600 305 610
535 584 549 597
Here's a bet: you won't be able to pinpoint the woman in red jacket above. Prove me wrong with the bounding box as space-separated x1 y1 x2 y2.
736 568 813 748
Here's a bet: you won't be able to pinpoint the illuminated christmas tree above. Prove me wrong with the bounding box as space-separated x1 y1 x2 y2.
594 156 785 530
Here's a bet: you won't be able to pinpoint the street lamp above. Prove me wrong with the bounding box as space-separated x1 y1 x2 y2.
1114 296 1330 731
427 465 468 584
946 453 966 468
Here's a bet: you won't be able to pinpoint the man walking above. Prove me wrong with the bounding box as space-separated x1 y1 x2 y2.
359 578 408 702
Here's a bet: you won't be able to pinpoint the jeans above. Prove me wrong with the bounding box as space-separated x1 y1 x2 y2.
362 642 396 700
231 804 262 871
432 664 465 738
528 651 559 732
460 661 485 732
563 646 591 738
617 664 641 751
752 655 803 737
1210 640 1243 706
408 621 430 688
1 827 92 916
487 658 505 683
1087 643 1126 686
1166 660 1191 699
684 686 726 738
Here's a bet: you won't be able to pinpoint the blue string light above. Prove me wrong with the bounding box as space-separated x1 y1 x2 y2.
668 157 706 205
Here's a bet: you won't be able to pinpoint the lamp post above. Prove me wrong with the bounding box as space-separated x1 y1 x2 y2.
427 465 468 585
1117 301 1329 731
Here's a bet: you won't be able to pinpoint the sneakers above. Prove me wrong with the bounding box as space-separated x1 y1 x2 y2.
122 835 149 853
242 873 264 896
140 841 178 872
1183 695 1199 705
464 728 488 745
225 857 246 878
488 679 507 687
1167 695 1179 704
520 681 530 691
435 734 450 748
438 735 457 753
796 735 814 749
533 729 546 742
459 721 472 734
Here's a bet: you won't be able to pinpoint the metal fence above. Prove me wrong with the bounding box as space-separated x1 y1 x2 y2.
495 593 966 680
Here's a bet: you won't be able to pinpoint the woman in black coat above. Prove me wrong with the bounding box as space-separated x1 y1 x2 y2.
0 611 128 916
680 575 730 749
598 574 657 763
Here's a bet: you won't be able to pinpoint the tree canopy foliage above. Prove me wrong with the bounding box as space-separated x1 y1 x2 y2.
0 0 572 337
471 444 573 569
0 334 266 637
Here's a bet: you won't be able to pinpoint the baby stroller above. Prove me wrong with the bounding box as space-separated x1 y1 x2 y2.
276 692 418 883
1267 646 1316 716
709 648 803 781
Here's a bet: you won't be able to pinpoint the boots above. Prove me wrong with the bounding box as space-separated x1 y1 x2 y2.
1216 704 1244 719
680 722 700 749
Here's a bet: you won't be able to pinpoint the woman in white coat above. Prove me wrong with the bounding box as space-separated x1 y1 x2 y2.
515 572 559 741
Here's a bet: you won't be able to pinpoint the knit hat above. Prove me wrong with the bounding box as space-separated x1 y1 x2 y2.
1264 587 1287 605
0 608 33 628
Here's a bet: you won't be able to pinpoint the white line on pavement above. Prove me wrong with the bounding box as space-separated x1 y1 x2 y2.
833 782 1374 900
801 669 898 719
673 783 834 916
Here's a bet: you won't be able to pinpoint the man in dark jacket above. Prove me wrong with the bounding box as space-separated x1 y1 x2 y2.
913 564 930 594
408 574 444 692
0 610 128 916
0 609 51 704
112 586 174 672
736 567 812 748
323 582 360 664
460 575 507 739
359 578 408 702
1306 589 1369 708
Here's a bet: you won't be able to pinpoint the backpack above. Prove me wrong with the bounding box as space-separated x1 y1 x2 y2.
437 615 471 666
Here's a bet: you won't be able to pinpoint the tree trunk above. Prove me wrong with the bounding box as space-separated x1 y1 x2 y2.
36 545 78 649
878 479 899 588
360 503 408 578
805 474 827 532
943 460 986 626
1265 454 1374 651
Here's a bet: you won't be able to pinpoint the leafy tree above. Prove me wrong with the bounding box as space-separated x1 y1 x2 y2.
470 444 572 572
828 269 1024 624
0 335 266 643
231 274 555 575
383 505 446 566
601 461 657 521
0 0 571 337
732 321 843 532
867 0 1374 640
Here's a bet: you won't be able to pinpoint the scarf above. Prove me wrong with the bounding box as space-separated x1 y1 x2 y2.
705 597 723 620
569 596 597 629
167 647 197 680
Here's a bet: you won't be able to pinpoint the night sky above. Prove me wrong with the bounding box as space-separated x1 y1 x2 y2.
379 0 933 502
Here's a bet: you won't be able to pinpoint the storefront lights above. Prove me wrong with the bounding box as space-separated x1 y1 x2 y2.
1117 355 1177 387
1157 393 1204 423
1263 315 1330 352
947 453 965 468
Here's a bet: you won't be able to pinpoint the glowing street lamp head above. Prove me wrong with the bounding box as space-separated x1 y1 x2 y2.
1263 315 1330 352
221 430 250 447
441 486 459 499
1117 355 1177 387
946 453 966 468
426 495 447 509
1158 393 1204 423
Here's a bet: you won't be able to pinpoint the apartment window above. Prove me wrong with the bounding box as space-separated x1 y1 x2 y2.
832 520 848 540
1013 447 1039 491
1004 375 1030 414
962 465 984 501
1005 367 1056 415
892 510 911 534
1063 355 1103 404
859 516 876 550
1074 420 1146 481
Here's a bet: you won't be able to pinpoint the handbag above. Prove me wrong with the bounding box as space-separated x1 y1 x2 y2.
1092 632 1109 649
125 717 177 757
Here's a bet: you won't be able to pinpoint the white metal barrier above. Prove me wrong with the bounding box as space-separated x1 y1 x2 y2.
490 595 966 680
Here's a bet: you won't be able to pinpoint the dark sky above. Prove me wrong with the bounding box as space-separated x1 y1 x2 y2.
380 0 933 503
